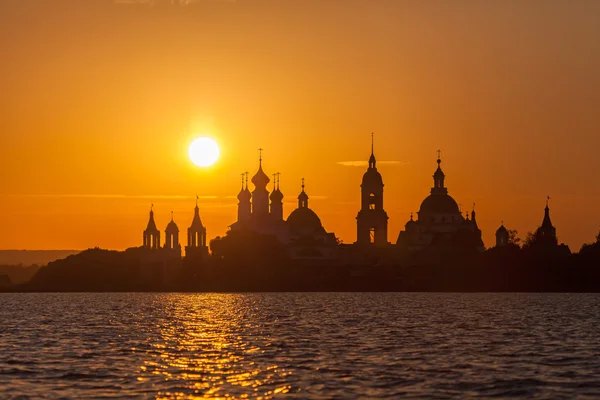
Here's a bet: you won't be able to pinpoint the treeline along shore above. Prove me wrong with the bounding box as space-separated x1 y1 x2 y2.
2 233 600 293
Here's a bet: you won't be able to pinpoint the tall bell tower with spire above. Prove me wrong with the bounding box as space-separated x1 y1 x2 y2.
251 148 270 217
356 133 389 246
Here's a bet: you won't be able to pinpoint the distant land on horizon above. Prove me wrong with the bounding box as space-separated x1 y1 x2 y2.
0 250 80 266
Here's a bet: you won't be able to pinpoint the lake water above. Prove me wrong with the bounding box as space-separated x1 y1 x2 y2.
1 293 600 399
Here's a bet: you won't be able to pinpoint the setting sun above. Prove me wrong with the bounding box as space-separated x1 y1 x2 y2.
188 137 220 167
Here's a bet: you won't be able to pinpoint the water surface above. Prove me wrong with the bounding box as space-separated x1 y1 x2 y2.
2 293 600 398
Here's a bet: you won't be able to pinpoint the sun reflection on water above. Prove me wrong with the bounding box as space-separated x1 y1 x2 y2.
137 294 293 399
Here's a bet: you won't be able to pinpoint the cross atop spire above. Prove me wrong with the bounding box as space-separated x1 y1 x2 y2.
437 149 442 163
245 171 249 188
151 203 154 212
196 194 199 207
276 172 281 189
546 195 550 208
301 177 305 191
258 148 263 163
171 210 174 221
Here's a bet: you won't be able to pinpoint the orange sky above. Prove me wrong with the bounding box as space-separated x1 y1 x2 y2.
1 0 599 251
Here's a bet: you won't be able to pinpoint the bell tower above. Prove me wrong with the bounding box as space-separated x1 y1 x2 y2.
143 205 161 249
356 133 389 246
186 197 208 258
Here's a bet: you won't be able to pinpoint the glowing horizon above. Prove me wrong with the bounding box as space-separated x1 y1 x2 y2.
1 0 599 251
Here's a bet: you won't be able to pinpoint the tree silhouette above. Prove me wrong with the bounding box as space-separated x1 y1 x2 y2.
507 229 521 246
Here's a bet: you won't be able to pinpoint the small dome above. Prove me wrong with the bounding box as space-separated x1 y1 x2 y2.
287 207 325 235
298 190 309 202
166 220 179 233
270 189 284 202
496 224 508 235
405 214 416 229
361 169 383 186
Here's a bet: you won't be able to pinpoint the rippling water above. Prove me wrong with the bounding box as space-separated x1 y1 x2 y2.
2 293 600 398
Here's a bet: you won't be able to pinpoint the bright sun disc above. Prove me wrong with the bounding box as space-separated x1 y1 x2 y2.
188 137 220 167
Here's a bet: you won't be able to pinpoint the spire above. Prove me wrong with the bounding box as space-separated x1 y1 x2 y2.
368 132 376 169
471 202 478 228
146 204 158 232
171 210 174 221
190 199 204 229
542 196 553 228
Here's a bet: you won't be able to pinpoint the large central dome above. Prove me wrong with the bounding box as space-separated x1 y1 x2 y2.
419 194 460 215
287 207 325 235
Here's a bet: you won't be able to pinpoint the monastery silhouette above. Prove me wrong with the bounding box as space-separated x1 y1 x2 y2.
140 134 568 265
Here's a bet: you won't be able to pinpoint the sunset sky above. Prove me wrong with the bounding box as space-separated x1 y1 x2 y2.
1 0 599 251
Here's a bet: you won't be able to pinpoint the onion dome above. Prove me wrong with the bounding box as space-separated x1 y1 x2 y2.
166 212 179 233
270 188 283 202
270 172 284 202
237 173 252 202
251 152 270 189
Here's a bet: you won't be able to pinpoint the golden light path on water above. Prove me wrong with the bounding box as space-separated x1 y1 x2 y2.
137 294 292 399
4 293 600 398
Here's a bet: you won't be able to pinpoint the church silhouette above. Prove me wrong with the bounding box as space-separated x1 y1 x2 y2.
139 134 569 265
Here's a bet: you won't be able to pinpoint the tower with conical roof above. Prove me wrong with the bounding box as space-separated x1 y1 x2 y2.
143 205 161 249
186 197 208 257
270 172 284 220
356 133 388 246
164 212 181 255
237 172 252 223
496 222 509 247
251 148 270 218
534 197 558 246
